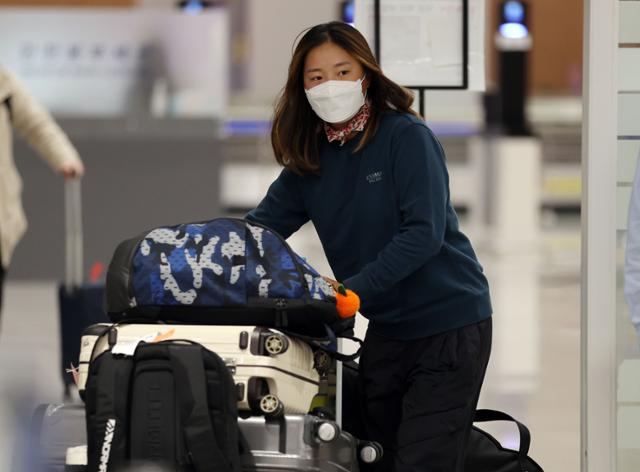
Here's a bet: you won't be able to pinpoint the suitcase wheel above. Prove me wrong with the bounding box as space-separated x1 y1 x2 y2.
258 394 285 419
359 441 383 464
314 420 340 443
264 333 289 356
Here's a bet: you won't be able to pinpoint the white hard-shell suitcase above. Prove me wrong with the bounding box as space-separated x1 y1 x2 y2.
77 324 322 416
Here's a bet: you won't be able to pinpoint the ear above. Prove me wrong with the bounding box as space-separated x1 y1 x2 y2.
362 75 370 94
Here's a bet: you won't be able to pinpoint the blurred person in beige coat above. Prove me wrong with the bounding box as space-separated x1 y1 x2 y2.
0 67 84 317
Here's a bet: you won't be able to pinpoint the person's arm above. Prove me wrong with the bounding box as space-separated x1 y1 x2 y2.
246 168 310 239
343 123 447 301
4 69 84 177
625 152 640 342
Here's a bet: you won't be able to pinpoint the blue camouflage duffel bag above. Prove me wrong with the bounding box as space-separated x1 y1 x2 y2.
105 218 353 336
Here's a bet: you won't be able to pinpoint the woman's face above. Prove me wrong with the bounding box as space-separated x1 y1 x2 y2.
303 41 368 93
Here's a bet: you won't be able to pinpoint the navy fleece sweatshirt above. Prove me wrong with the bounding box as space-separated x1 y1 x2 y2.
246 112 492 339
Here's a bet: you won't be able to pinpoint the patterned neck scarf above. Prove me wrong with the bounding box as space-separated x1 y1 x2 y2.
324 101 371 146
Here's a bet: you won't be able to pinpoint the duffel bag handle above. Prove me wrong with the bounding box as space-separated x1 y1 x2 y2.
473 409 531 458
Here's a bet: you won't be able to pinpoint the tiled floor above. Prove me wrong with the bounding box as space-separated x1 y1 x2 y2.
0 219 581 471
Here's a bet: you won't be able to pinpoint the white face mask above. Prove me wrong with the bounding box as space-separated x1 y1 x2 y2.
305 76 366 123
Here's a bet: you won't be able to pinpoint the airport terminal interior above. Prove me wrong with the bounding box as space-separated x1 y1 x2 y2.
0 0 636 471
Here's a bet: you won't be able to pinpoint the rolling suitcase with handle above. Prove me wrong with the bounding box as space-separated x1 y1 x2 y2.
58 180 108 399
77 323 323 416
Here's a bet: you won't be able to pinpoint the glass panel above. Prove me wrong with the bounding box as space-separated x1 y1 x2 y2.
618 93 640 137
619 2 640 43
616 7 640 468
619 186 633 231
617 228 640 470
619 50 640 92
618 141 640 183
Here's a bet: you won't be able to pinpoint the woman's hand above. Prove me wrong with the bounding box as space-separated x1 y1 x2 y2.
60 161 85 179
323 276 360 317
322 276 341 291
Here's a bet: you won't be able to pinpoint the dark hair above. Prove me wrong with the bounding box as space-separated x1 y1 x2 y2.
272 21 419 174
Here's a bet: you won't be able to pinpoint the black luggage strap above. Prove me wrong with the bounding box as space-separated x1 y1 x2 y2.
282 326 364 363
169 345 232 472
473 409 531 460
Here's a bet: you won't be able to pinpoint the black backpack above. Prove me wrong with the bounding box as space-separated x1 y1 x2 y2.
84 341 241 472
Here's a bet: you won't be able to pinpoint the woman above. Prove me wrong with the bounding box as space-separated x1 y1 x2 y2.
0 67 84 317
246 22 492 471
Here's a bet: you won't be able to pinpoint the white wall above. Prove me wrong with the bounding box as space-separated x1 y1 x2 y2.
244 0 343 103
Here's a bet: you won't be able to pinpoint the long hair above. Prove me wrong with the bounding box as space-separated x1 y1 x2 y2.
272 21 419 174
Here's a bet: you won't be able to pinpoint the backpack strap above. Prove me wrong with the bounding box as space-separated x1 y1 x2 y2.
86 353 133 472
168 344 233 472
473 409 531 460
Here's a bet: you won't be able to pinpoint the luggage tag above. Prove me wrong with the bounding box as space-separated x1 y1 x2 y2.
111 328 177 357
111 333 156 357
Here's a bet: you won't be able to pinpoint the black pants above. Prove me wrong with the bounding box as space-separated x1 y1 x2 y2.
357 317 492 472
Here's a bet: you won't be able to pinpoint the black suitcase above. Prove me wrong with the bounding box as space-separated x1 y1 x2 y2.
58 180 108 398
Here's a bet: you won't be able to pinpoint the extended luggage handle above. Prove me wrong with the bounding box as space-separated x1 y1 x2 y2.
473 409 531 460
64 179 83 293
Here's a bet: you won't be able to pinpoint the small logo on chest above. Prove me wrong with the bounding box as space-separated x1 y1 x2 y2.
366 171 383 184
